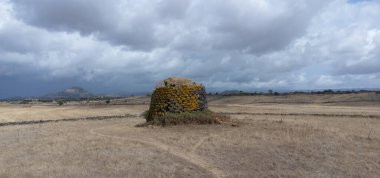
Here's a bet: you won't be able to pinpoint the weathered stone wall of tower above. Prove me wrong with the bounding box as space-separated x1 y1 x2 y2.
147 85 208 121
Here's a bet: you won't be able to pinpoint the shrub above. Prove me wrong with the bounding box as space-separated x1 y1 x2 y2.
105 99 110 104
19 100 31 104
57 100 65 106
323 89 334 93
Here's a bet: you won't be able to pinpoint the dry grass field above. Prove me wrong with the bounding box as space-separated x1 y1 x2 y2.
0 93 380 178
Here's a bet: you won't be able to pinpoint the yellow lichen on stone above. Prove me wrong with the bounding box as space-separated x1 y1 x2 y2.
147 78 208 121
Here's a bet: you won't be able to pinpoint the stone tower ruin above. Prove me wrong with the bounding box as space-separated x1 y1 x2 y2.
146 77 208 122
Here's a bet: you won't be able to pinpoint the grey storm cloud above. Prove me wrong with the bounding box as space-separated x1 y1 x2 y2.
1 0 380 98
12 0 155 49
11 0 328 52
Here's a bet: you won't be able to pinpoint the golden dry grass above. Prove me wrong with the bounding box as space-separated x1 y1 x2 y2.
0 104 148 122
0 94 379 177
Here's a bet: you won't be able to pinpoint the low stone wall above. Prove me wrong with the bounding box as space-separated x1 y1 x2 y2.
0 114 135 127
147 85 207 121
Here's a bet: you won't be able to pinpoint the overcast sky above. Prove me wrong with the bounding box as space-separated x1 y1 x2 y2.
1 0 380 98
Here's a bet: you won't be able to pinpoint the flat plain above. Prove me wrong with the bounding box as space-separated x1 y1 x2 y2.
0 93 380 178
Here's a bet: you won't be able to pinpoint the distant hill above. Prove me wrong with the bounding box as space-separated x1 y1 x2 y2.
41 87 94 100
220 90 243 95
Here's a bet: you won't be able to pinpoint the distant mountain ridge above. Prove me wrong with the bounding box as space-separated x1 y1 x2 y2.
220 90 243 95
41 87 94 100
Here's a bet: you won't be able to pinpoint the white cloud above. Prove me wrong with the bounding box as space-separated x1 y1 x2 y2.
315 75 343 87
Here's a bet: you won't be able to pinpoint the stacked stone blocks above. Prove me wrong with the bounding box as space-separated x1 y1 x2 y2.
147 80 208 122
